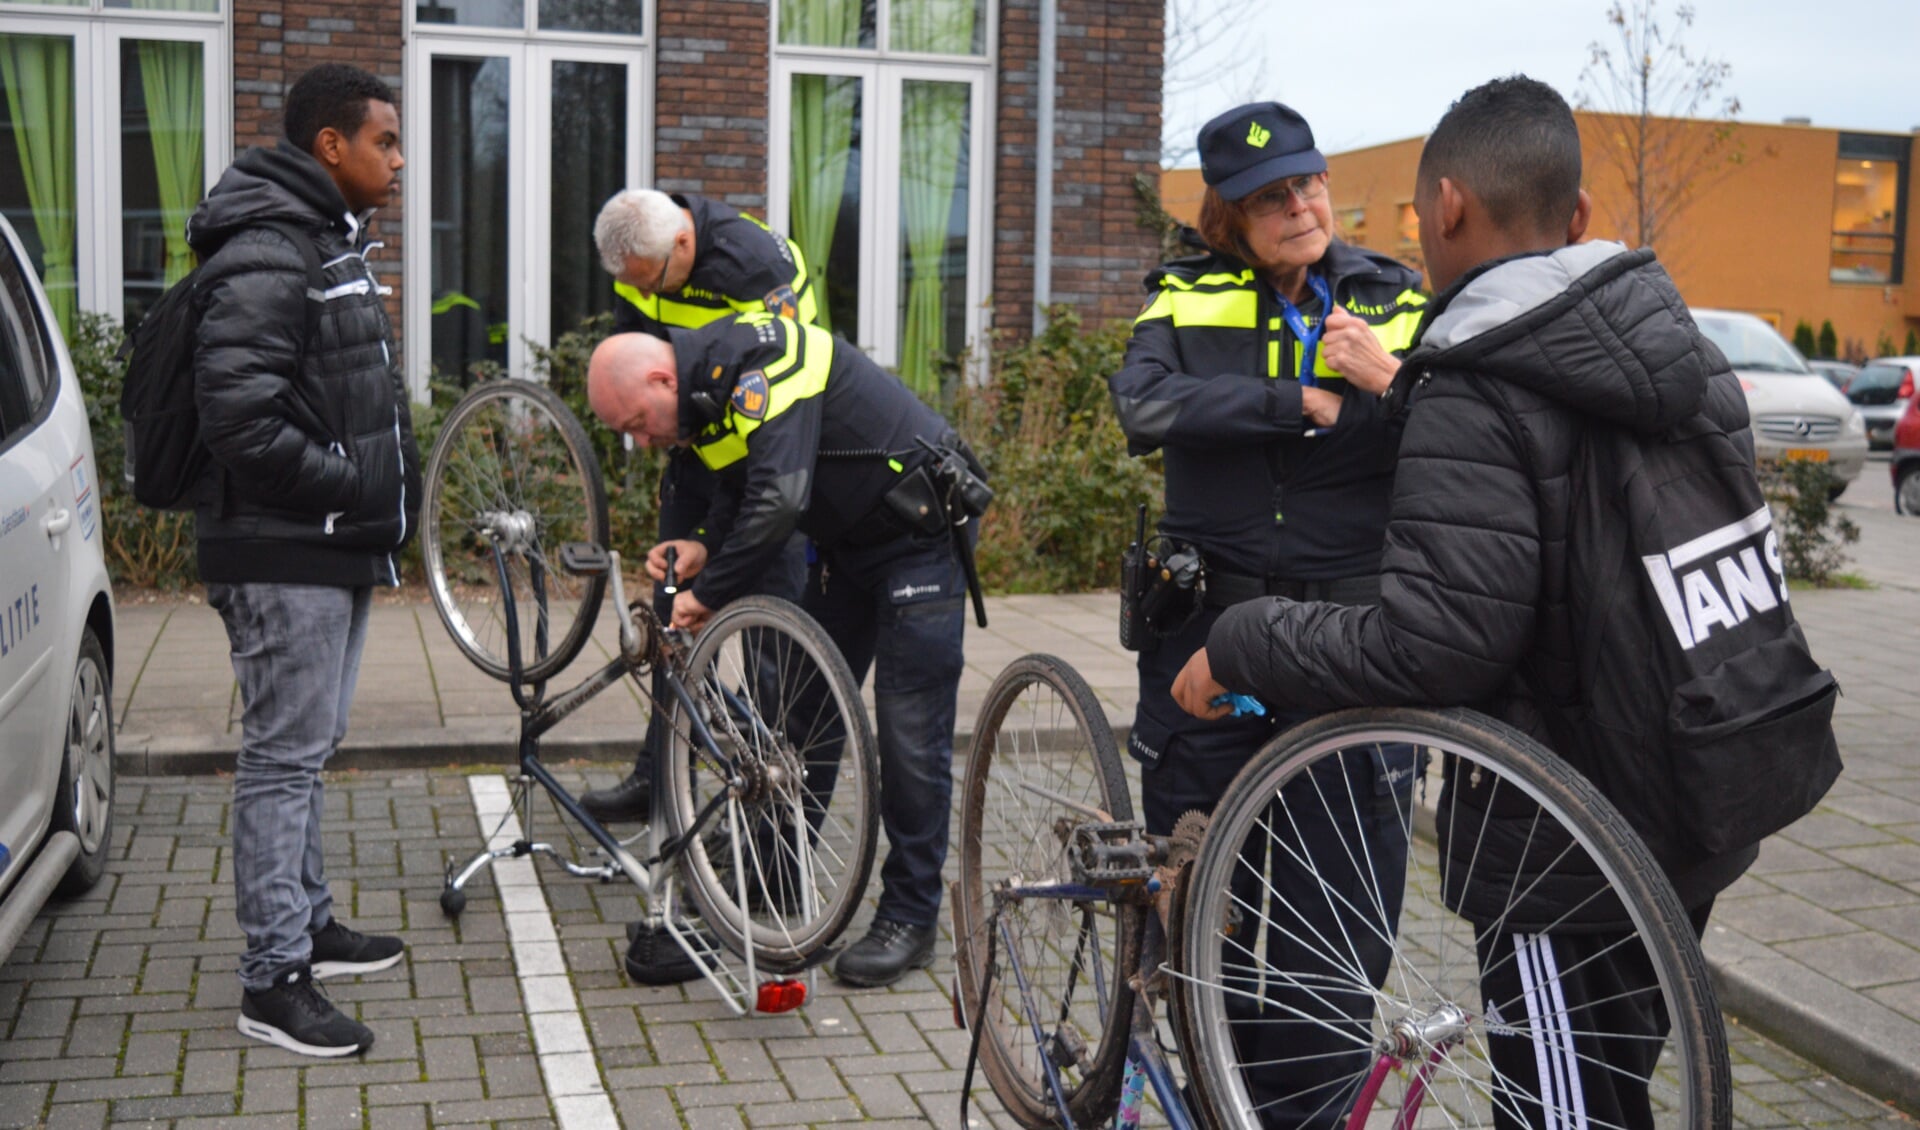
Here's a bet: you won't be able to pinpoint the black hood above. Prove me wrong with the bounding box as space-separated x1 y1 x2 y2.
1407 242 1721 435
188 140 360 254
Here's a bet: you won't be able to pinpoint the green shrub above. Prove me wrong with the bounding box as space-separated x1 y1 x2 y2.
1760 458 1859 586
957 310 1162 592
1906 328 1918 356
1791 320 1816 357
1817 319 1838 359
523 313 663 567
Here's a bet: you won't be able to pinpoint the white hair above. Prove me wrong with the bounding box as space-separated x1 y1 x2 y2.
593 189 690 275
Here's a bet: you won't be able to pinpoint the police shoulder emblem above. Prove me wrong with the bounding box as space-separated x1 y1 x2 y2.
731 369 770 420
764 285 799 319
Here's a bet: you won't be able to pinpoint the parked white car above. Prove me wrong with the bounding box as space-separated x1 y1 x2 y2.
0 213 116 967
1690 308 1869 498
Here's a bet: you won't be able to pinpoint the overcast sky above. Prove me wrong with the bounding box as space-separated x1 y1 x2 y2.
1161 0 1920 165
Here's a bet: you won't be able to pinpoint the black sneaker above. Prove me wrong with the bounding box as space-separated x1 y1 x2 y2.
238 965 374 1058
310 918 405 979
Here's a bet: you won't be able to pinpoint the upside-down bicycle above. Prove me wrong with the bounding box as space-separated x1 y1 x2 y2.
419 377 880 1014
953 654 1730 1128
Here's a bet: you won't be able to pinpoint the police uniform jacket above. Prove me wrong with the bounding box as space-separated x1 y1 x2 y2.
1108 239 1425 581
673 313 962 609
613 194 815 337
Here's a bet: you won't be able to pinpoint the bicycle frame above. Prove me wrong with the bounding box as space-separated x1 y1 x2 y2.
983 832 1446 1130
442 537 811 1016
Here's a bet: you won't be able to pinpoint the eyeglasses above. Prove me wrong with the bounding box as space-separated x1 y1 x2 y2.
648 253 672 294
1244 173 1328 217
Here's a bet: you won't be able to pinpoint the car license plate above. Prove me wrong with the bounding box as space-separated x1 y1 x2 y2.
1783 448 1829 462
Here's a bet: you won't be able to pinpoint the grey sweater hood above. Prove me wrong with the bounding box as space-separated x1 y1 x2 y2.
188 140 364 253
1407 241 1722 436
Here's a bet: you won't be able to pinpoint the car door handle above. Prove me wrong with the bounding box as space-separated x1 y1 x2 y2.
43 508 72 537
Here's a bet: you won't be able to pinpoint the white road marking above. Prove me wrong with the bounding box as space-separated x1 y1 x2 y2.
468 776 620 1128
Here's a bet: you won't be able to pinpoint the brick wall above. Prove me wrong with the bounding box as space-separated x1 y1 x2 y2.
655 0 772 209
231 0 405 326
994 0 1164 340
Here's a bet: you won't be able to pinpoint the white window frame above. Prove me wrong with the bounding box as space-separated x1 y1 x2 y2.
0 7 229 324
769 0 996 374
404 4 650 395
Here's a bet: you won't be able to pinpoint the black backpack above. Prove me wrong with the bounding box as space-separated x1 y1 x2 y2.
119 222 326 510
1542 408 1843 865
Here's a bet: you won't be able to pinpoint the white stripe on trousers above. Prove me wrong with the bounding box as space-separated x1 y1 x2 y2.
1515 933 1590 1130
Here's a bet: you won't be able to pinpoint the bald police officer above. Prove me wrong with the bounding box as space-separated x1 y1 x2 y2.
587 313 985 988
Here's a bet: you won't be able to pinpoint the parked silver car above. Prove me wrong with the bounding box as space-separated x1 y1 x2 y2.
0 214 117 967
1690 308 1868 498
1848 356 1917 451
1807 359 1860 393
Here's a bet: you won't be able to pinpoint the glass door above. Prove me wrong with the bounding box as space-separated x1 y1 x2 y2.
771 58 985 397
773 59 873 349
532 46 636 345
106 24 212 329
405 38 642 393
0 16 221 336
0 23 85 337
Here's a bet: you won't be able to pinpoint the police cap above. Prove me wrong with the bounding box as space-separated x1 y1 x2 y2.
1198 102 1327 202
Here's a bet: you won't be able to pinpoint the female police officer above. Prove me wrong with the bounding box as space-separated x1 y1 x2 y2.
1106 101 1425 1128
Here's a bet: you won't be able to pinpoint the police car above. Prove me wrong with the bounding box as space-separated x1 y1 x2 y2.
0 214 116 966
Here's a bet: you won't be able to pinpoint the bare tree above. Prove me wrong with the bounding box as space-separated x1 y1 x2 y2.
1162 0 1270 167
1577 1 1742 251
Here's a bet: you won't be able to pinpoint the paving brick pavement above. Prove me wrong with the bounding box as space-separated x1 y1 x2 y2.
2 462 1916 1127
4 765 1915 1129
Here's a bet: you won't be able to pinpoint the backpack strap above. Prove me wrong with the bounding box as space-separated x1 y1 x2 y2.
256 220 328 347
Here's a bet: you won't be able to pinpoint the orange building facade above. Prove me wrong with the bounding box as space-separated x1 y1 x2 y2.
1162 113 1920 358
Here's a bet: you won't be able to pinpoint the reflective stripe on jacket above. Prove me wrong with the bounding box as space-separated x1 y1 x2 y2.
671 311 959 608
1108 239 1426 580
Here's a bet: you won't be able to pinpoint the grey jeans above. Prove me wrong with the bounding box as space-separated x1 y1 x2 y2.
208 582 372 990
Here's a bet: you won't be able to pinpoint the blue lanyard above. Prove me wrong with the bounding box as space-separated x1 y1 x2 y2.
1276 274 1333 387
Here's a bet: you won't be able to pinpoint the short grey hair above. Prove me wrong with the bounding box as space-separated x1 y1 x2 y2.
593 189 689 275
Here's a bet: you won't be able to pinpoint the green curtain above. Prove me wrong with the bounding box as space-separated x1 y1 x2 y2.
0 35 78 338
136 40 204 286
893 0 977 54
897 80 968 397
790 73 857 335
780 0 862 46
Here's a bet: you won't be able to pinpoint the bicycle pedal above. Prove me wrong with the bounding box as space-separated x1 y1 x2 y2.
1068 820 1153 885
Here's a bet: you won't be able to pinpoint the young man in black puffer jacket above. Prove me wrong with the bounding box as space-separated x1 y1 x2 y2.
1175 77 1781 1128
187 63 420 1059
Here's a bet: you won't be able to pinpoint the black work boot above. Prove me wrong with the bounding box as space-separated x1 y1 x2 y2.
580 766 652 823
624 920 718 985
831 919 937 988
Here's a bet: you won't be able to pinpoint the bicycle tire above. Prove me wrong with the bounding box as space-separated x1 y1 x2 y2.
1174 706 1729 1130
422 379 609 683
666 596 879 972
954 654 1141 1130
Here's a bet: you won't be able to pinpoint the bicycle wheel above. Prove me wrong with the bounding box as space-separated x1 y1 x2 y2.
954 654 1141 1130
666 596 879 972
1173 707 1729 1130
423 379 609 683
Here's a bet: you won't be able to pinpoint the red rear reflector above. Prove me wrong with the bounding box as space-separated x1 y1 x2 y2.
1900 373 1914 400
756 978 807 1013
